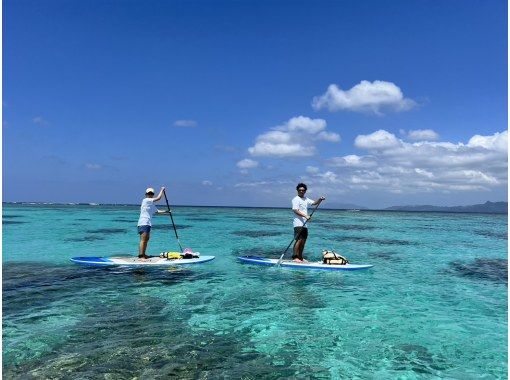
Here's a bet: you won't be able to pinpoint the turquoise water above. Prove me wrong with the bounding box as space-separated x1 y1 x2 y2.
3 204 507 378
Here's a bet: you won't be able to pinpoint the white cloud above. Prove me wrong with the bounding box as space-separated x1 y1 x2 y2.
85 163 102 170
355 130 401 150
255 130 293 144
308 130 507 195
306 166 320 174
326 154 377 168
202 180 213 186
33 116 49 126
237 158 259 169
173 119 198 128
247 116 340 157
234 181 271 188
405 129 439 141
414 168 434 178
316 171 338 183
448 170 499 185
468 131 508 152
316 131 341 142
312 80 416 115
249 142 316 157
281 116 326 133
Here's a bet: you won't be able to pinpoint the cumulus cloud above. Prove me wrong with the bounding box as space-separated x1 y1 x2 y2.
314 130 508 194
173 119 198 128
468 131 508 152
316 131 341 142
282 116 326 133
248 116 340 157
249 142 316 157
237 158 259 169
202 180 213 186
312 80 416 115
355 130 401 150
401 129 439 141
326 154 377 168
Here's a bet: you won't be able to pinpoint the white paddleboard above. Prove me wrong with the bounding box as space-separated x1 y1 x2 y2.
237 255 373 271
71 255 215 267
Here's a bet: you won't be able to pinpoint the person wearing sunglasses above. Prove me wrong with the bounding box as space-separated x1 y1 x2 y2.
291 183 325 262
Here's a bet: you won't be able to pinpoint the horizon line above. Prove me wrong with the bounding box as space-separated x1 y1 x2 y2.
2 200 507 214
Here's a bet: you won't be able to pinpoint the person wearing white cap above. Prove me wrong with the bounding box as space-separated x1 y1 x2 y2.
137 186 170 259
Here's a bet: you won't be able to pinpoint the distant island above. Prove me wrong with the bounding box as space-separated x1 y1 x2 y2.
383 201 507 214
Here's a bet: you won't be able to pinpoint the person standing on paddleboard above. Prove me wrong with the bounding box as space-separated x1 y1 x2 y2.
292 183 325 263
137 187 171 259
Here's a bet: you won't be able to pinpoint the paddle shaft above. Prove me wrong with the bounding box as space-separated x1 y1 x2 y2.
277 202 321 265
163 189 184 252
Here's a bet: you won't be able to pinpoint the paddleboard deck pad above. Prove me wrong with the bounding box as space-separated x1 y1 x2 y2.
237 256 373 271
71 256 215 267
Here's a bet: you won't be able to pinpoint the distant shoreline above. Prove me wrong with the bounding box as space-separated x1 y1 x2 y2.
3 201 507 214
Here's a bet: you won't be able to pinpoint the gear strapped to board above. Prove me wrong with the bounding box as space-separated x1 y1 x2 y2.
322 250 349 265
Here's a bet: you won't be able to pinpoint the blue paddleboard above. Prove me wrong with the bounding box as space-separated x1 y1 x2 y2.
71 255 215 267
237 256 373 271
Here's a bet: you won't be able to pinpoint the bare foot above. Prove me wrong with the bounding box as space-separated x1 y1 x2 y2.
138 255 149 261
293 258 303 263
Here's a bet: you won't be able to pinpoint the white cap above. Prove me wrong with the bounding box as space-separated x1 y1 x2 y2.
145 187 155 194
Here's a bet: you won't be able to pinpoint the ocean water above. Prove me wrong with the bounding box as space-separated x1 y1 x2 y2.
2 204 507 379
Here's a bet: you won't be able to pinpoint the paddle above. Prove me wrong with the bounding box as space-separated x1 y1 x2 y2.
163 189 184 253
277 201 321 266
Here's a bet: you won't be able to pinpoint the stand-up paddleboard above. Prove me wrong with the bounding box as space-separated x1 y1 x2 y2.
71 255 215 267
237 256 373 271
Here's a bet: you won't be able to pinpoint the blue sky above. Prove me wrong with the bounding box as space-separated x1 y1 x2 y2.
3 0 508 208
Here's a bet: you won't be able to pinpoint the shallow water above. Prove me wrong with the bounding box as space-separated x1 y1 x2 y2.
3 204 507 378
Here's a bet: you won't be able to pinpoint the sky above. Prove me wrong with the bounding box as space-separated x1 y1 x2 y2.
3 0 508 208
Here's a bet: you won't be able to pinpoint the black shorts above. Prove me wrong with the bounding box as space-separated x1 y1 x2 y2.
294 226 308 240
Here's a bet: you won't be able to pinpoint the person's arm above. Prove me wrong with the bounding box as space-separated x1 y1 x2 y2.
293 208 310 220
154 187 171 214
292 199 310 220
152 187 166 202
312 196 326 206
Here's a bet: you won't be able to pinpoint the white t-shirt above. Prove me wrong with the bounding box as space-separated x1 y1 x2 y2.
292 196 314 228
137 198 159 226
